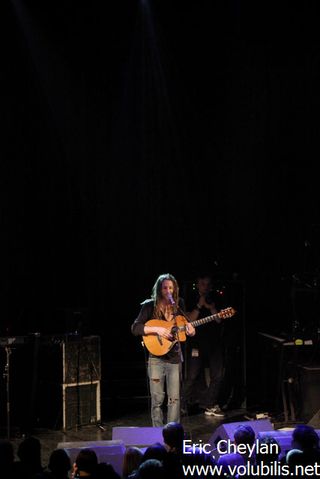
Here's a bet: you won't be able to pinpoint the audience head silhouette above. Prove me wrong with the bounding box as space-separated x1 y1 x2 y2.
234 425 255 447
143 442 167 462
162 422 185 452
137 458 165 479
122 446 143 478
73 448 98 477
292 424 319 451
17 435 43 474
48 448 71 476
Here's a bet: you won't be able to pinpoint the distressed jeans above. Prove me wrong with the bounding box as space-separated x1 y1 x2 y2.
148 357 181 427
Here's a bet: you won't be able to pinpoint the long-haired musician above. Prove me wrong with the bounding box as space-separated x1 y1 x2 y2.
131 273 195 426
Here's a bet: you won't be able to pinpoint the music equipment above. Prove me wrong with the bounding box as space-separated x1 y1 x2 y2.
258 331 316 423
167 293 175 305
143 307 236 356
298 365 320 426
0 335 29 347
208 419 274 460
309 409 320 429
112 426 163 448
0 334 101 434
37 335 101 430
0 335 32 438
258 332 313 347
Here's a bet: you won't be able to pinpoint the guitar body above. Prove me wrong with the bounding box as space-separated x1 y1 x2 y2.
142 316 188 356
142 307 236 356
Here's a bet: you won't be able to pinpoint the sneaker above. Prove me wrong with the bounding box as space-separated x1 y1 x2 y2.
204 405 225 417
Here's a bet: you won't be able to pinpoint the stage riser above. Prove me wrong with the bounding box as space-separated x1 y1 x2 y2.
112 426 163 447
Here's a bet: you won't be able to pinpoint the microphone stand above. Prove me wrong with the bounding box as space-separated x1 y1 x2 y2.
170 301 194 425
3 346 12 440
169 302 185 423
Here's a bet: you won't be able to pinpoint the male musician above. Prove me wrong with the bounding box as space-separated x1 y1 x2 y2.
183 273 226 417
131 273 195 426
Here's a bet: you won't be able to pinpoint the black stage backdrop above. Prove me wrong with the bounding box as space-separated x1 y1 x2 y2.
1 1 320 415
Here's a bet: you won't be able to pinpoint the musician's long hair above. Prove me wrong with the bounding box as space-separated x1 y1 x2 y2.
151 273 179 318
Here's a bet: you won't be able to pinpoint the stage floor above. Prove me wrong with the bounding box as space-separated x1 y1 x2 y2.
5 405 251 467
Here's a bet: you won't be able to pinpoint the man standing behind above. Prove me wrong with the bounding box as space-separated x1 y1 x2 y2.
183 273 225 417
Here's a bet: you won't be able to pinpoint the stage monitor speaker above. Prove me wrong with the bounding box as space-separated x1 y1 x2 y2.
309 409 320 429
57 440 125 477
112 426 164 448
208 419 274 459
299 365 320 426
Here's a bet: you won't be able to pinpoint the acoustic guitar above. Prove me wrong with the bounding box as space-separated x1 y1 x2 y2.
142 307 236 356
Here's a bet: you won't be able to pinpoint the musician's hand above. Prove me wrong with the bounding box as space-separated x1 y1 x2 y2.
154 326 173 340
186 322 195 336
143 325 173 340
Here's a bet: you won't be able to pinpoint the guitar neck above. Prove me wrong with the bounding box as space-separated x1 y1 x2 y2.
192 313 220 328
176 307 234 332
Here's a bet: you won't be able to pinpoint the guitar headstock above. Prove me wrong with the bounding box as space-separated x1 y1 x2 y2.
219 307 236 319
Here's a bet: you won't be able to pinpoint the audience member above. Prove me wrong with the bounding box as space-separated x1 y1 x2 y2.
162 421 185 453
71 449 98 478
14 436 44 479
159 421 184 478
251 435 282 479
0 439 15 478
217 424 256 473
122 447 143 479
95 462 120 478
142 443 168 463
255 435 281 465
136 459 165 479
46 448 71 479
286 424 320 470
162 421 216 478
183 446 217 479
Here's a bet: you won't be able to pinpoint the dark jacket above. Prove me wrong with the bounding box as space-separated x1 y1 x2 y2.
131 298 186 363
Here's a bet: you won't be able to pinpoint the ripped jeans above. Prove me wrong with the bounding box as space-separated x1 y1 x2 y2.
148 357 181 427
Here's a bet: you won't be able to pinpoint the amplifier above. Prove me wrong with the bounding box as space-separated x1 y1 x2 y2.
63 381 101 430
298 365 320 425
37 335 101 430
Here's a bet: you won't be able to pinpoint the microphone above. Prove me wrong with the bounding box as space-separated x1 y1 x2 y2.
167 293 175 305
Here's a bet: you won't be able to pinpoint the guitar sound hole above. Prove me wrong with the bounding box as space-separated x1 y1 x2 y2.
171 327 178 336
